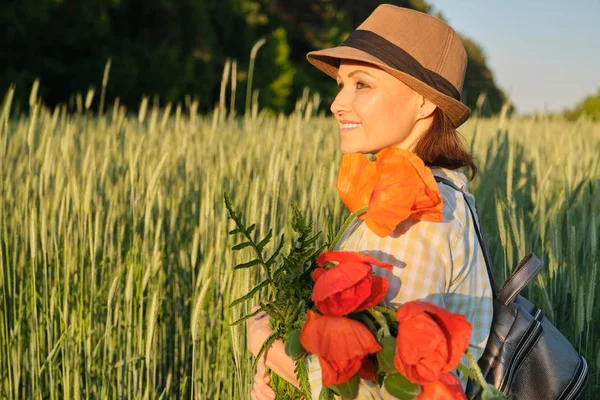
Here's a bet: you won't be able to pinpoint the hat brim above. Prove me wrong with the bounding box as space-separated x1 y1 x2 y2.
307 46 470 128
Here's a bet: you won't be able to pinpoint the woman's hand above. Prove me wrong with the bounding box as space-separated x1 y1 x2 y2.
246 305 301 391
251 356 276 400
246 306 273 356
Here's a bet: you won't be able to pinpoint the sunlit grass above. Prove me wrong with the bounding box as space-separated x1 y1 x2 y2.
0 86 598 399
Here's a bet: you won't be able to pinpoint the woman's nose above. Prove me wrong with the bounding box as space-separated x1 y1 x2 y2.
330 90 351 116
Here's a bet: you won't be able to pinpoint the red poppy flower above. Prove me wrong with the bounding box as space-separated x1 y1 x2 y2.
336 153 377 213
335 148 443 238
394 301 472 384
365 147 443 237
299 310 382 386
312 251 393 316
417 372 467 400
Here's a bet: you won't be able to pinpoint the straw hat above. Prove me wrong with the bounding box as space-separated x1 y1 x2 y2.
307 5 471 128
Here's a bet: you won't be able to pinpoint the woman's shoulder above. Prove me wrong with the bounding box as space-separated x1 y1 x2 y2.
430 167 474 228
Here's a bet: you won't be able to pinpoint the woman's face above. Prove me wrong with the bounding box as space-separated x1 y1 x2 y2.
331 60 427 154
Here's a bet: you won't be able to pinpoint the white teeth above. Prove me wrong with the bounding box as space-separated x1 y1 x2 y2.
342 123 361 129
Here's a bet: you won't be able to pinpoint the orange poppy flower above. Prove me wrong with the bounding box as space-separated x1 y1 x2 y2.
335 148 443 238
365 147 443 237
299 310 382 386
312 251 393 316
417 372 467 400
336 153 377 213
394 301 472 384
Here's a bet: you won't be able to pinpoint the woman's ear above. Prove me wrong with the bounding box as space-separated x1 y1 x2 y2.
416 95 437 120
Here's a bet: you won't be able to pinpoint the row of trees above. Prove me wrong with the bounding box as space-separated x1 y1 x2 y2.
564 88 600 121
1 0 509 115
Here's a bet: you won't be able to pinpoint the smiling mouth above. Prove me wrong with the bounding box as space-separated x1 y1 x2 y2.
340 123 362 131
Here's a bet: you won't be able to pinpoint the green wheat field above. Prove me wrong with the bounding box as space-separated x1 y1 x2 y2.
0 82 599 399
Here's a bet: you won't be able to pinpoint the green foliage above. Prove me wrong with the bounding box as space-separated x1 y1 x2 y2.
1 0 510 117
225 196 325 399
256 27 296 112
564 88 600 121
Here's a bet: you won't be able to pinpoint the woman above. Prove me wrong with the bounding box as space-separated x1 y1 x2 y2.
247 5 494 399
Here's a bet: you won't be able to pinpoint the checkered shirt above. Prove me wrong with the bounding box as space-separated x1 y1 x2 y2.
306 167 494 399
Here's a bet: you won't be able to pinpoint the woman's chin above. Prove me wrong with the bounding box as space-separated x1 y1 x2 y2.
340 140 361 154
340 141 379 155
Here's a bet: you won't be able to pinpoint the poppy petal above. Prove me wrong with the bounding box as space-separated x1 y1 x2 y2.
357 276 390 310
312 262 371 302
395 301 473 384
318 353 364 386
314 273 373 316
417 372 467 400
317 250 393 270
300 311 382 386
395 313 448 382
397 302 472 370
365 148 443 237
312 267 327 282
366 152 421 237
434 312 472 371
336 153 377 214
359 357 378 382
300 311 382 361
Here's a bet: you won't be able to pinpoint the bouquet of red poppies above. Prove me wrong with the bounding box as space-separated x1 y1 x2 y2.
295 249 475 399
226 147 505 400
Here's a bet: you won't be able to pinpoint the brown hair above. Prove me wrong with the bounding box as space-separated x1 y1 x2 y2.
413 108 477 180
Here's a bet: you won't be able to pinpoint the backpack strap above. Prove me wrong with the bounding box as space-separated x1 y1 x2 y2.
434 176 498 296
435 176 544 305
497 253 543 306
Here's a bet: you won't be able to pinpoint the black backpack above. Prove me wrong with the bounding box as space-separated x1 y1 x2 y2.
435 176 589 399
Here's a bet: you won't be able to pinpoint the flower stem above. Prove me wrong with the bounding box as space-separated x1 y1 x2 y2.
330 206 368 250
366 308 391 337
374 306 397 320
465 349 487 390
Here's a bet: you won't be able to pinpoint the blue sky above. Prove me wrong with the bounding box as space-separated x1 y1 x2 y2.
429 0 600 114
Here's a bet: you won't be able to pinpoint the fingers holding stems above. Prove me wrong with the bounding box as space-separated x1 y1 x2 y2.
252 355 275 399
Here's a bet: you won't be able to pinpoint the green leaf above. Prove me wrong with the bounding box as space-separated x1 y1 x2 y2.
233 259 261 270
228 308 261 326
228 228 241 235
304 232 321 246
294 355 312 398
265 234 285 266
257 229 273 252
260 301 285 322
229 279 269 308
456 362 477 381
330 372 360 399
252 331 279 371
231 241 252 251
247 224 256 235
318 386 335 400
284 329 306 359
481 385 507 400
383 373 421 400
376 336 397 373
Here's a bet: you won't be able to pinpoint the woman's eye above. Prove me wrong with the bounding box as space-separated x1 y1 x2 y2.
356 81 370 89
336 82 344 91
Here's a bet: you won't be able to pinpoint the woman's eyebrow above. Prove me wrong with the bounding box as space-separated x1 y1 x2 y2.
336 70 375 79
